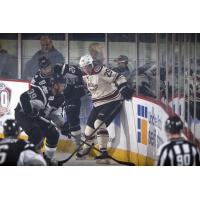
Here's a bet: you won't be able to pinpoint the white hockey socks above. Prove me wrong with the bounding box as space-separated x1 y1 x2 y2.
94 119 109 150
44 146 57 160
71 130 82 147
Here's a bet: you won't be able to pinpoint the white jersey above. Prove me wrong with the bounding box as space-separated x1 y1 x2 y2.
17 149 47 166
83 65 127 107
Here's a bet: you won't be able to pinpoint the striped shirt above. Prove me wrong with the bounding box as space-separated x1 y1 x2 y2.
156 137 200 166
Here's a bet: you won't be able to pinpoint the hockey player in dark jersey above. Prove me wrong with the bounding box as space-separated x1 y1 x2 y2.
0 119 46 166
156 116 200 166
15 75 68 165
32 57 85 150
77 55 133 163
54 63 85 149
31 56 53 97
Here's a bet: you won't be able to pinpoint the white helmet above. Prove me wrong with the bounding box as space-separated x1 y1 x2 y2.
79 55 93 68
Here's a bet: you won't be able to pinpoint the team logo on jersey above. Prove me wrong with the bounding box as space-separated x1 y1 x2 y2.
0 82 11 118
137 104 148 145
93 65 102 73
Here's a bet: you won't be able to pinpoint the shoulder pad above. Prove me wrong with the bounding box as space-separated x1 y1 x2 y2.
17 140 35 150
55 63 64 67
29 84 47 102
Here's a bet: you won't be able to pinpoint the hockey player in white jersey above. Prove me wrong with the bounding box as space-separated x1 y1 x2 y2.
77 55 133 162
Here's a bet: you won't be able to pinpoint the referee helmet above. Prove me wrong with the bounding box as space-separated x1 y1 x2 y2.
165 116 183 134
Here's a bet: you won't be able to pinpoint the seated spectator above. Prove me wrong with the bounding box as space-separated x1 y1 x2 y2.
113 55 130 78
185 69 200 121
24 35 64 80
0 41 18 79
88 42 105 65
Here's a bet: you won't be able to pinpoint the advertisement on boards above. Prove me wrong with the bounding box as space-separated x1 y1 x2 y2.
0 79 29 133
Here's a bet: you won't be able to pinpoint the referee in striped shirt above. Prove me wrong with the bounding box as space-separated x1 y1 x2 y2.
156 116 200 166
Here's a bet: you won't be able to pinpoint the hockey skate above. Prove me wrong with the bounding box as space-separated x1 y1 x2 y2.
43 154 58 166
95 149 110 165
76 144 94 159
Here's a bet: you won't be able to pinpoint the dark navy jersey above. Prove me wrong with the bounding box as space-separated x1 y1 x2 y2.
16 84 48 114
15 84 65 126
157 137 200 166
0 138 35 166
54 64 85 100
31 71 51 97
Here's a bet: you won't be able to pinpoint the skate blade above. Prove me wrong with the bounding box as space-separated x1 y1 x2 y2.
96 158 110 165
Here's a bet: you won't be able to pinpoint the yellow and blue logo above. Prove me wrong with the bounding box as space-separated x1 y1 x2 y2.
137 104 148 145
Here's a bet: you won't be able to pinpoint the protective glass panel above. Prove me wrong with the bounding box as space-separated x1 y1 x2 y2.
157 34 166 100
68 33 106 129
21 33 66 80
0 34 18 79
185 34 200 136
69 33 105 65
107 33 136 89
138 33 157 98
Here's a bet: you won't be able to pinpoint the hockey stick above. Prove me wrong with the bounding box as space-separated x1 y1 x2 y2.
67 133 135 166
39 116 83 165
40 101 135 165
40 115 135 166
56 100 124 165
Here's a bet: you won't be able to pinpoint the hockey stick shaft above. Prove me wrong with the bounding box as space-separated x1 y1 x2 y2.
68 133 135 166
40 101 124 165
39 116 80 164
58 100 124 164
40 101 135 166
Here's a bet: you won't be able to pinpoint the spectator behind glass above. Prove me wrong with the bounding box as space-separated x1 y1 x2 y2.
0 40 18 79
24 35 64 80
88 42 105 66
112 55 130 78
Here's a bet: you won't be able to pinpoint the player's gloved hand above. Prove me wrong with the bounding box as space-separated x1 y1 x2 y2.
28 108 39 119
65 99 80 113
49 94 65 108
65 104 77 113
38 109 45 117
61 122 71 139
120 86 134 100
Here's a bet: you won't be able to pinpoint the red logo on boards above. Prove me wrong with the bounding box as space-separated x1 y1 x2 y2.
0 82 11 118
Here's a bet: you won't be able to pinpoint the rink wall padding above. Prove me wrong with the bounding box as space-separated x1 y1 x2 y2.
0 78 198 166
57 95 198 166
0 79 30 132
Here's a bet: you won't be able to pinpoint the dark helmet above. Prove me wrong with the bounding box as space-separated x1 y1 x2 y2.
165 116 183 134
3 119 20 137
54 63 65 75
50 75 66 86
38 56 51 68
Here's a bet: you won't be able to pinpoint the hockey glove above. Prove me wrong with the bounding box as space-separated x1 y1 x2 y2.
49 94 65 108
28 108 39 119
61 122 71 139
120 85 134 100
